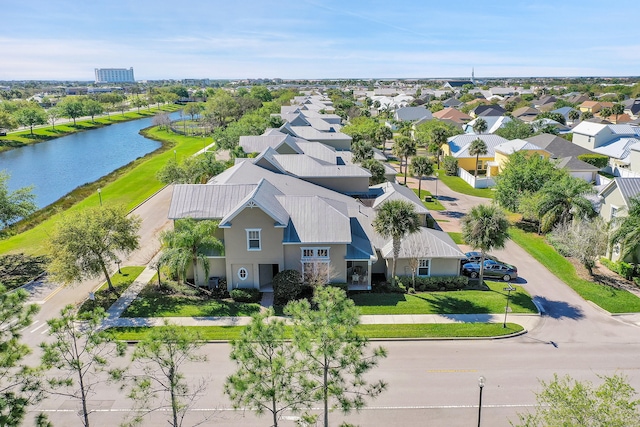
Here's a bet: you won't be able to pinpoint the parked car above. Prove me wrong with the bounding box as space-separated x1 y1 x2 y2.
462 251 498 265
462 260 518 281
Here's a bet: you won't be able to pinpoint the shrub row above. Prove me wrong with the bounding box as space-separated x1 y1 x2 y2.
230 288 262 303
374 276 469 293
600 258 635 280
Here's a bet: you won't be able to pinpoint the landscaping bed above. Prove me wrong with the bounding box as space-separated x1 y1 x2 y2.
79 266 145 313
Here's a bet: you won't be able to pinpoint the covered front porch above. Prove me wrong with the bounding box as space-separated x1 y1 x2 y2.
347 260 371 290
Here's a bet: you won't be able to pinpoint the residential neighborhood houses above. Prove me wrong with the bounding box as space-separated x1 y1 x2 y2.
148 79 640 290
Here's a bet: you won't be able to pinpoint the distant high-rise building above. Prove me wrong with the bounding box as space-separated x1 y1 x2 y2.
94 67 135 83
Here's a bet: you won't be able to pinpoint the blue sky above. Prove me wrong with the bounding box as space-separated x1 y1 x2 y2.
1 0 638 80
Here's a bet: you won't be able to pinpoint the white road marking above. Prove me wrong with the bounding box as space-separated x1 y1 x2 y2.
30 322 46 333
40 328 50 335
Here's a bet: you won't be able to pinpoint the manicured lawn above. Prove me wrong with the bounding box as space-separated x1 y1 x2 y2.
447 232 465 244
351 282 537 315
509 227 640 313
107 322 523 341
0 127 207 255
413 188 445 211
122 283 261 317
78 266 145 314
435 169 494 199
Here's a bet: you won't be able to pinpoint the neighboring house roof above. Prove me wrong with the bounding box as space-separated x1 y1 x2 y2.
494 139 547 155
512 106 540 118
239 132 304 154
394 106 433 122
473 105 506 117
591 137 640 163
280 123 352 143
464 116 512 134
555 156 599 172
526 134 594 158
445 80 474 88
219 179 290 227
271 154 371 178
432 107 472 124
370 182 429 215
279 196 352 244
168 184 257 219
442 98 463 108
380 228 465 259
447 134 510 158
567 94 590 104
598 177 640 207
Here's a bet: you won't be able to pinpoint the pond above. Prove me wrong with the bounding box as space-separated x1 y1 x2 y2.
0 112 180 209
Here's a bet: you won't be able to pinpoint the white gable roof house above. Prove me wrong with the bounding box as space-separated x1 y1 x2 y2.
464 116 513 134
168 155 465 292
572 122 640 175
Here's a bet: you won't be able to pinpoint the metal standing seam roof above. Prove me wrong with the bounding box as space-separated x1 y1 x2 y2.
447 134 510 158
591 137 640 161
220 179 289 227
494 139 547 155
380 228 466 259
370 182 429 215
288 126 352 141
239 134 302 155
295 141 339 164
615 177 640 205
272 154 371 177
278 195 351 244
168 184 257 219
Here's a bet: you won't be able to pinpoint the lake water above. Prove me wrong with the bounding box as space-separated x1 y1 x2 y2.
0 112 180 209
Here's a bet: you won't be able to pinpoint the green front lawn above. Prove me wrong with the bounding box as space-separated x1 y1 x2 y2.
79 266 145 313
509 227 640 313
122 283 261 318
447 232 465 244
413 188 445 211
351 282 537 315
435 169 494 198
106 322 524 341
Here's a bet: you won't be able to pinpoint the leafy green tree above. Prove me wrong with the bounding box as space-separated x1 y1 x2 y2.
512 374 640 427
58 97 84 125
46 205 141 295
536 175 595 234
0 110 18 132
410 156 434 196
249 85 272 102
373 200 421 285
600 107 612 120
361 159 386 185
472 117 488 134
494 152 562 212
461 204 510 285
82 99 103 122
47 106 62 130
225 309 311 427
536 111 566 125
183 102 203 121
118 324 209 427
468 138 488 177
494 119 534 140
284 287 387 427
14 103 47 135
160 218 223 285
443 155 458 176
0 284 42 427
610 196 640 266
204 90 242 128
0 171 37 229
582 111 594 120
351 140 374 163
612 103 625 122
41 306 126 427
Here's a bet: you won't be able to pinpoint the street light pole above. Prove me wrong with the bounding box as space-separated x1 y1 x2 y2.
97 188 102 206
435 172 439 199
173 149 177 161
116 259 122 274
477 376 485 427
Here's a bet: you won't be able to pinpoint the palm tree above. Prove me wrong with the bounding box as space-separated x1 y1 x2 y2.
611 103 625 123
429 127 448 169
568 109 580 124
160 218 224 286
393 136 417 184
461 204 510 285
410 156 434 198
472 118 488 135
610 197 640 268
373 200 421 286
600 107 612 121
468 138 488 177
352 141 374 163
536 175 595 233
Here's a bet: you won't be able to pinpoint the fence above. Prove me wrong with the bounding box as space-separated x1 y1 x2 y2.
458 168 495 189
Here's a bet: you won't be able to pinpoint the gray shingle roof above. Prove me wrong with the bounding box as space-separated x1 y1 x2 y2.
526 134 594 158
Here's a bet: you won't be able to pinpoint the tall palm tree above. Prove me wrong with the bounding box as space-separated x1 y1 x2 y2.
393 136 417 184
410 156 434 198
351 141 374 163
160 218 224 285
536 175 595 234
429 127 448 169
568 109 580 124
373 200 421 286
461 204 510 285
610 197 640 268
472 118 488 135
468 138 488 177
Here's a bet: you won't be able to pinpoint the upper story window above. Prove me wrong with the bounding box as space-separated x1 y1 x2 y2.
246 229 261 251
418 259 430 276
301 247 330 259
611 206 619 219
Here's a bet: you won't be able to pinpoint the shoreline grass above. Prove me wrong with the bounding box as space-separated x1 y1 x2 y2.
107 322 524 341
509 227 640 313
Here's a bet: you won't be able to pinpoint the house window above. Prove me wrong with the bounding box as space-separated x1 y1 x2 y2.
611 206 619 219
301 248 331 283
238 267 248 281
418 259 430 276
246 229 261 251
